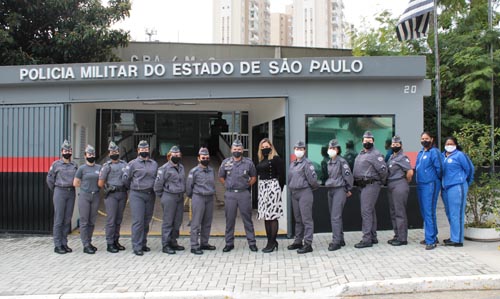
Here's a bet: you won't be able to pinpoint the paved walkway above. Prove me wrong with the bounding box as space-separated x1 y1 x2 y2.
1 201 500 298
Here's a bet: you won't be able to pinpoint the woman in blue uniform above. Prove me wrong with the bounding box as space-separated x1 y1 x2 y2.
441 137 474 247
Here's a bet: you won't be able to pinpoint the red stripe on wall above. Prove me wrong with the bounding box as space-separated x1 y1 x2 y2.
406 151 418 169
0 157 59 173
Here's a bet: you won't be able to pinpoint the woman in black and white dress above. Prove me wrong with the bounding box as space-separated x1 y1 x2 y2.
256 138 284 253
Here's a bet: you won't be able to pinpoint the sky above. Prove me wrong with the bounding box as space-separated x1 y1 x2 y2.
112 0 410 43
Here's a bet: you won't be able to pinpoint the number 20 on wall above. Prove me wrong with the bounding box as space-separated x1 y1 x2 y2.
403 85 417 94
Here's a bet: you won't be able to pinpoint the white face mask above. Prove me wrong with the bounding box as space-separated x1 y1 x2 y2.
445 145 456 153
327 149 337 158
294 150 305 158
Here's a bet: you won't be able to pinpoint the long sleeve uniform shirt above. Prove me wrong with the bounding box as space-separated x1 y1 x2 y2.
122 157 158 191
325 156 354 191
186 165 216 197
46 159 78 190
153 161 186 197
287 157 320 191
415 147 442 184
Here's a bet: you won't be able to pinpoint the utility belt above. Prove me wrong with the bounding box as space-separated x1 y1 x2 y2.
354 179 379 188
104 185 127 196
132 188 154 194
55 186 75 191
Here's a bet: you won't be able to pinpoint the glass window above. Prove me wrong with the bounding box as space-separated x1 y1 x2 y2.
306 115 395 185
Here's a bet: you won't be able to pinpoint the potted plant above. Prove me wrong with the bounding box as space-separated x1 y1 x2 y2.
455 122 500 241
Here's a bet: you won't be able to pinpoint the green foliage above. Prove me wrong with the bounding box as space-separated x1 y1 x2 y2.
0 0 131 65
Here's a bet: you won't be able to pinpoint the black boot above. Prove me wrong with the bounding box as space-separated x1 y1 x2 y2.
262 220 273 252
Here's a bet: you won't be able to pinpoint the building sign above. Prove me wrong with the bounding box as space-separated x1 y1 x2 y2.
17 58 363 82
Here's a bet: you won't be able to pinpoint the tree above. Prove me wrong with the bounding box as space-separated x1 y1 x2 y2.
0 0 131 65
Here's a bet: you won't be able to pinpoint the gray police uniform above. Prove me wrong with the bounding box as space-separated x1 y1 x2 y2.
75 163 102 247
218 157 257 247
186 165 216 249
46 159 78 247
288 157 320 245
99 159 128 245
387 151 412 242
153 160 186 248
325 156 353 245
353 148 388 244
122 157 158 251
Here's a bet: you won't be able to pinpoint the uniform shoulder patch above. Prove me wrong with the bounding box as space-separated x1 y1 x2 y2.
158 170 163 174
343 164 349 169
309 165 315 171
377 157 384 162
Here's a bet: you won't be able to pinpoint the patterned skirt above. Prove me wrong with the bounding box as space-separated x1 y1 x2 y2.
257 178 283 220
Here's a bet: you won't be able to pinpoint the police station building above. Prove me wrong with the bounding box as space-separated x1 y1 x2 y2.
0 42 430 235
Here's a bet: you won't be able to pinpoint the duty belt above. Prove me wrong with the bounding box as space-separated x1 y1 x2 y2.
226 188 248 193
134 189 154 194
55 186 75 191
354 179 378 188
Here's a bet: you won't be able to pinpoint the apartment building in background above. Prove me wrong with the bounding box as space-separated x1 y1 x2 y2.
270 5 293 46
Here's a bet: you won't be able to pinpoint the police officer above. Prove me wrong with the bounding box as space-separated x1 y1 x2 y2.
218 139 258 252
47 140 78 254
353 131 388 249
122 140 158 256
98 141 128 253
325 139 353 251
73 145 101 254
287 140 320 254
154 145 186 254
186 147 217 255
386 136 414 246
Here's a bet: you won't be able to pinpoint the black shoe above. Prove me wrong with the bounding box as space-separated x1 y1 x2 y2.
142 246 151 252
107 244 119 253
114 241 125 251
170 244 185 251
62 245 72 253
287 243 303 250
262 243 278 253
89 244 97 251
340 240 346 247
162 246 176 254
297 244 313 254
222 245 234 252
191 248 203 255
421 238 439 245
200 244 216 250
83 246 96 254
444 240 463 247
425 243 437 250
328 243 341 251
249 245 258 252
133 249 144 256
354 241 372 249
387 237 397 245
54 246 67 254
371 238 379 244
391 240 408 246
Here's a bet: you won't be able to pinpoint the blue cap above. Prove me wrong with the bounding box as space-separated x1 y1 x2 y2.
294 140 306 148
328 139 340 148
85 144 95 155
363 131 374 139
198 147 209 155
108 141 119 151
170 145 180 153
232 139 243 147
138 140 149 148
61 140 72 150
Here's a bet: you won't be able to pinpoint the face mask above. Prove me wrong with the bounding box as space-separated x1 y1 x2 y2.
171 156 181 164
363 142 373 150
139 152 149 158
110 154 119 161
62 153 72 160
262 148 272 156
421 140 432 148
200 160 210 166
86 157 96 163
232 151 242 158
327 149 337 158
391 146 401 153
445 145 456 153
294 150 305 158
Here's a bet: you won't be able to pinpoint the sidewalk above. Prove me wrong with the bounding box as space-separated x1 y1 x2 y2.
1 202 500 298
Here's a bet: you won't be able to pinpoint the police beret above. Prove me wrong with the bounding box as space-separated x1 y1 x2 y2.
392 135 402 144
232 139 243 147
61 139 72 150
363 131 374 139
294 140 306 148
198 147 209 155
170 145 180 153
108 141 119 151
85 144 95 155
138 140 149 148
328 139 340 148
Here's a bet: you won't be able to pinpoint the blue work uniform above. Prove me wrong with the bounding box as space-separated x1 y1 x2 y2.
415 147 442 245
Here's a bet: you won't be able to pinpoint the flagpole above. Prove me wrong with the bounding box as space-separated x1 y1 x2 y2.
433 0 441 150
489 0 495 173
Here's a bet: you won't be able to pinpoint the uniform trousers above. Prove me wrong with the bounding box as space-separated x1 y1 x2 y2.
360 183 381 243
78 191 100 246
388 179 409 242
291 188 314 245
53 187 75 247
190 194 214 249
104 191 127 245
224 190 256 246
441 182 468 243
328 187 346 245
129 190 155 251
161 192 184 247
417 180 440 244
